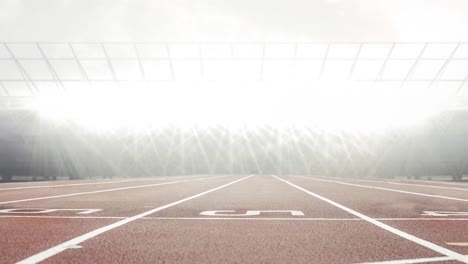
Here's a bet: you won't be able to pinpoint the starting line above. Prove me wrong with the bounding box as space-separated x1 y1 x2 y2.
3 207 468 219
2 215 468 221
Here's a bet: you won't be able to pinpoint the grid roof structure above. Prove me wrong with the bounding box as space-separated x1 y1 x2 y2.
0 42 468 100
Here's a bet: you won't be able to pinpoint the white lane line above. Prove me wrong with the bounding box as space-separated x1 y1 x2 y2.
292 176 468 202
0 216 360 221
16 174 254 264
312 176 468 188
321 176 468 191
356 256 454 264
0 175 230 205
388 182 468 191
3 216 468 221
0 178 152 185
352 178 468 190
141 217 468 221
0 215 126 219
273 176 468 264
392 179 468 187
0 175 219 190
0 179 165 191
316 176 468 191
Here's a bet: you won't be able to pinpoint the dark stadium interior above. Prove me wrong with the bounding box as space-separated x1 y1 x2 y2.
1 107 467 181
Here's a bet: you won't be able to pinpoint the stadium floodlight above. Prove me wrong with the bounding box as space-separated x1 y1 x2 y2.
1 42 461 133
34 79 446 134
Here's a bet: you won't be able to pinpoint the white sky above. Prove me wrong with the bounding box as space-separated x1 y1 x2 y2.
1 0 468 42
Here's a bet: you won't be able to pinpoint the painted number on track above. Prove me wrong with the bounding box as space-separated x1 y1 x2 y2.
422 211 468 217
199 210 305 216
0 208 102 215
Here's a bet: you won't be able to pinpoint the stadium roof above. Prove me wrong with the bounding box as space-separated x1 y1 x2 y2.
0 42 468 107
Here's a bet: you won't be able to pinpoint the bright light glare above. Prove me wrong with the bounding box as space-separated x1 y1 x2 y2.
35 81 447 133
35 85 268 132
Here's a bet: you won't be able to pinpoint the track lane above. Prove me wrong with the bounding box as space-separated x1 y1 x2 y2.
312 177 468 200
4 174 467 263
0 175 231 206
45 175 449 264
285 176 468 219
0 179 137 190
284 175 468 257
0 176 245 263
0 217 118 263
0 175 214 189
150 174 353 218
0 179 125 188
16 175 253 264
297 176 468 202
348 178 468 188
0 176 237 217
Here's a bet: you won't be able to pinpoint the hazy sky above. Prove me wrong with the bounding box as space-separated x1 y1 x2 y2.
0 0 468 42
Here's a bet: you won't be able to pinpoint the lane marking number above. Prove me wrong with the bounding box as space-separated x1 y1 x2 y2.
422 211 468 217
199 210 305 216
0 208 102 215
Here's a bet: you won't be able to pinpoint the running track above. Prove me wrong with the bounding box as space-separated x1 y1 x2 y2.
1 175 468 263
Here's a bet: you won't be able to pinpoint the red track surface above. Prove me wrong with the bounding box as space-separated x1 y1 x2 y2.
1 175 468 263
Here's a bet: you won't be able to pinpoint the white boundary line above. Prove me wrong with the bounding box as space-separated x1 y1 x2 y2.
323 176 468 191
292 176 468 202
0 179 164 191
3 215 468 221
388 182 468 191
309 176 468 188
0 175 225 191
16 174 254 264
273 176 468 263
0 215 126 220
389 179 468 187
356 256 454 264
0 175 230 205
